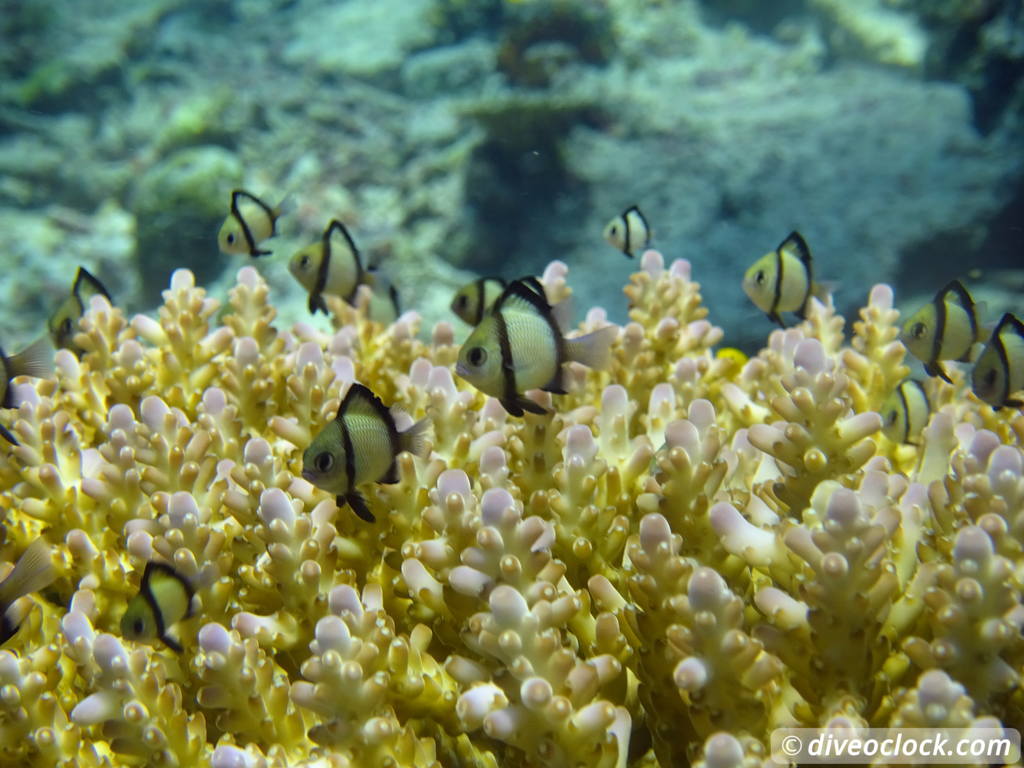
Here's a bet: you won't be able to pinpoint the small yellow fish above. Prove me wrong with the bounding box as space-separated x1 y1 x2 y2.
456 277 617 416
715 347 748 366
302 383 429 522
217 189 288 257
289 219 367 315
0 538 55 645
1 337 53 446
603 205 651 259
880 379 930 444
121 561 194 652
899 280 982 383
742 231 815 327
48 267 112 355
451 277 508 325
971 312 1024 409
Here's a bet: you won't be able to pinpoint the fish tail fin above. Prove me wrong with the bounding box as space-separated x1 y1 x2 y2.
398 418 430 458
272 192 295 220
549 296 573 333
0 539 55 606
566 325 617 370
7 337 53 380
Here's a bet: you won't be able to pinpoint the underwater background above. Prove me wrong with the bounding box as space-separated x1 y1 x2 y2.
1 0 1021 350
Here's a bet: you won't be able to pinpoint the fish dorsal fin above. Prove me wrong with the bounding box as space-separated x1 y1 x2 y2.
72 267 112 304
778 231 811 271
940 279 978 340
323 219 364 303
231 189 274 256
624 204 650 245
339 383 391 423
996 312 1024 340
494 277 552 318
939 279 975 312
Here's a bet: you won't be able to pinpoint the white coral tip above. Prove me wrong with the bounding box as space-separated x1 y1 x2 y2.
313 616 353 655
480 487 516 525
71 691 120 725
688 567 729 611
328 584 363 619
639 513 672 555
62 610 96 648
93 634 130 675
450 566 493 597
702 732 745 768
520 677 553 710
437 469 472 498
198 623 233 656
168 491 201 526
258 488 295 528
457 683 508 728
489 585 529 627
674 656 709 691
953 526 993 564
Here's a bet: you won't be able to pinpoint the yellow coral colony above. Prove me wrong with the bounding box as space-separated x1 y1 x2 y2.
0 254 1021 767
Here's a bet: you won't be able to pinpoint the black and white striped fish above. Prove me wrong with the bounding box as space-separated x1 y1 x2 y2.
455 278 616 416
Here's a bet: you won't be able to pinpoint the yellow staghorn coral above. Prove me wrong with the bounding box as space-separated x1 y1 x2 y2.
1 253 1022 767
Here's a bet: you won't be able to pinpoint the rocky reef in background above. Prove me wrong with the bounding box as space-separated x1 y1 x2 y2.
0 0 1021 349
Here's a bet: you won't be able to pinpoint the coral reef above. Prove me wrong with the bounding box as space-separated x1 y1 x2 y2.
1 252 1021 766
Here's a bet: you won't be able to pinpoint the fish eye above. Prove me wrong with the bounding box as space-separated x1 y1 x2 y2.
911 322 925 339
61 317 73 335
314 452 334 473
227 233 236 244
132 618 144 636
984 368 997 388
755 270 765 285
300 255 310 268
610 224 619 235
885 409 897 425
467 347 487 367
455 296 467 309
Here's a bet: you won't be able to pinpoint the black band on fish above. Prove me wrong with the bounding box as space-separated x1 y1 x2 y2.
770 249 784 323
992 322 1012 407
895 381 912 444
72 267 112 304
313 225 334 312
493 307 518 410
931 288 948 371
624 205 649 255
139 563 168 642
946 280 978 343
324 220 364 304
340 416 357 495
622 209 631 256
0 346 14 411
473 278 488 326
231 190 274 257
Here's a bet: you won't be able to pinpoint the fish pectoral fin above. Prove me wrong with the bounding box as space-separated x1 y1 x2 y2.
925 362 953 384
309 294 328 315
380 461 400 485
160 631 184 653
344 492 376 523
767 312 785 327
0 422 18 446
503 396 547 416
